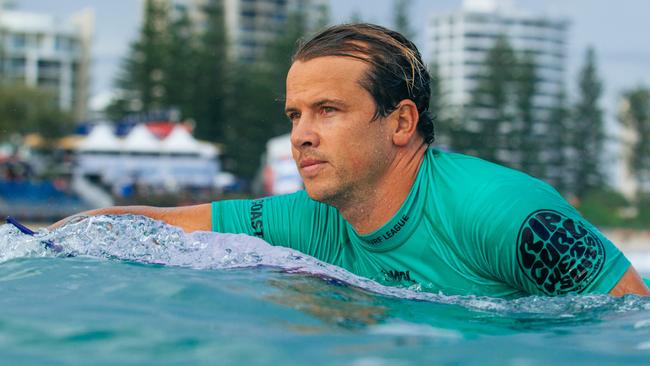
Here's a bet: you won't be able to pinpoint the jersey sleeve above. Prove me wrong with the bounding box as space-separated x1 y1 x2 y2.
460 177 630 296
211 191 343 264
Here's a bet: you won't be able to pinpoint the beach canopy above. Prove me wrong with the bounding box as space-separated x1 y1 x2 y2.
161 125 202 154
122 124 161 153
78 124 121 152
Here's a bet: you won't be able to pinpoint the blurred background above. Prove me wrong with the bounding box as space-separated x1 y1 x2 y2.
0 0 648 246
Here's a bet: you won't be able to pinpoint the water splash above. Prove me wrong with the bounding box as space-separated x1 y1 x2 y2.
0 223 52 262
1 215 649 317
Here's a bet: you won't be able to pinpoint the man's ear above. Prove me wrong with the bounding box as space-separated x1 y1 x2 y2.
392 99 420 146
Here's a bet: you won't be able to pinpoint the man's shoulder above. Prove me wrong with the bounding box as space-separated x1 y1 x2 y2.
424 148 564 213
427 148 530 179
426 148 546 192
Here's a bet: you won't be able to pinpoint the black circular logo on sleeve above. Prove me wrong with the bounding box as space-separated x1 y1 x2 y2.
516 209 605 295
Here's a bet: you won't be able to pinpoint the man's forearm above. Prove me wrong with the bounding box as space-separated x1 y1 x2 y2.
50 204 213 233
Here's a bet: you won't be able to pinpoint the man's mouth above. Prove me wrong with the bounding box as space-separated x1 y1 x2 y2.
299 158 326 175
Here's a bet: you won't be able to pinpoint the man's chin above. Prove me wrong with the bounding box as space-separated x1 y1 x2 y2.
304 186 324 202
303 183 334 204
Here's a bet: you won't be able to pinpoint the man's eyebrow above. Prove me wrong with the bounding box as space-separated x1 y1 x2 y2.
284 106 299 115
285 98 348 115
313 98 347 108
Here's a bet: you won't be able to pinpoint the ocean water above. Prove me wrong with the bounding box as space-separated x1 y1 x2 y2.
1 216 650 365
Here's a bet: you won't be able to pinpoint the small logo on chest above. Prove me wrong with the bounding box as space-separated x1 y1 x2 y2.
381 269 417 284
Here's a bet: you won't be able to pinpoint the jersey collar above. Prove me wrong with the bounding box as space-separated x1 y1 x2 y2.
347 151 429 252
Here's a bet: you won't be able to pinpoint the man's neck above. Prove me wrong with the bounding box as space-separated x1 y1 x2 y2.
338 143 427 235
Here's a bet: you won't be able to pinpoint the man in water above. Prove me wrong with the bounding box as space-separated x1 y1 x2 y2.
59 24 649 297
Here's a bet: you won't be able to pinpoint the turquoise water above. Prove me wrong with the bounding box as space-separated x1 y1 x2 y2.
1 216 650 365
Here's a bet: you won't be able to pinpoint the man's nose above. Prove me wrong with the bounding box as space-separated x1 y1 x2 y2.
290 115 320 149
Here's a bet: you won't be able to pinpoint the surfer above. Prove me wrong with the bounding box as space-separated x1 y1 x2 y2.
54 23 650 297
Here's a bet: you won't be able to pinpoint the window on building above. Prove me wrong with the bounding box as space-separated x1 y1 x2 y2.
55 36 69 51
38 60 61 79
465 13 489 24
12 34 26 49
8 57 25 76
10 57 25 68
36 33 46 49
174 3 187 13
241 9 257 17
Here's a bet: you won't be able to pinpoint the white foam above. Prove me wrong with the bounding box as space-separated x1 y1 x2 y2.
3 215 650 315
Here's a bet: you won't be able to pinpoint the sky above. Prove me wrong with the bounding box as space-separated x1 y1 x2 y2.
14 0 650 113
11 0 650 127
8 0 650 187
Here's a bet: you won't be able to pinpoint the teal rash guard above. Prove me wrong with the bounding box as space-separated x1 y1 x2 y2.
212 149 630 297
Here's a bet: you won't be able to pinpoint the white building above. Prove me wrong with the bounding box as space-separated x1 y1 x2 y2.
0 3 92 121
224 0 328 62
163 0 329 63
426 0 568 123
76 123 221 193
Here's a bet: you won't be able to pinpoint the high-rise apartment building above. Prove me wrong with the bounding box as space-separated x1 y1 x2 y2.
163 0 328 63
0 3 93 121
427 0 568 151
427 0 568 116
426 0 569 183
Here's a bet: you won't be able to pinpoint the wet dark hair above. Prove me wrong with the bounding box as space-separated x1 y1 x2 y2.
292 23 435 145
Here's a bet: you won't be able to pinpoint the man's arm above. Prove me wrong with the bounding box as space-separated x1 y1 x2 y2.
609 265 650 296
50 204 212 233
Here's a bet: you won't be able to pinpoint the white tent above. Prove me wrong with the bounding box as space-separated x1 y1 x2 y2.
74 122 221 190
77 123 121 152
122 124 161 153
198 141 218 158
161 125 201 154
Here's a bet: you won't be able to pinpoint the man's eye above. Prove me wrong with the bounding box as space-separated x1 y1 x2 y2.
287 112 300 122
320 106 337 115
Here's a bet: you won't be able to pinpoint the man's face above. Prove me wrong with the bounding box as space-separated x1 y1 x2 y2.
285 56 394 205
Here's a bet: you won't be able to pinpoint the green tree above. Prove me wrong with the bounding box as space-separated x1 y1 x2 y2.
222 65 281 179
107 0 170 118
571 47 606 199
162 7 199 121
393 0 413 39
0 83 72 142
637 196 650 227
264 11 306 86
619 87 650 201
428 63 442 120
190 0 228 142
222 11 305 180
349 10 363 23
545 90 572 194
0 27 6 79
578 188 629 227
462 35 517 165
312 1 330 31
515 53 541 177
428 62 454 148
